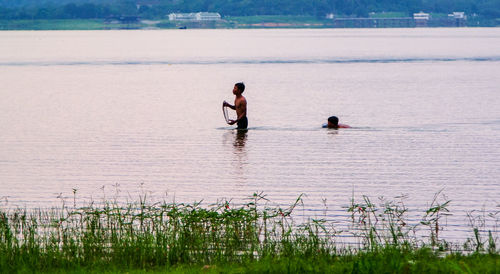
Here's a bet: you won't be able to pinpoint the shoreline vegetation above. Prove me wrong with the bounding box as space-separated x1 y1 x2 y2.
0 14 498 30
0 192 498 273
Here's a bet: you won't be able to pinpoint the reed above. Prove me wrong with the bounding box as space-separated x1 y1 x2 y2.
0 192 498 272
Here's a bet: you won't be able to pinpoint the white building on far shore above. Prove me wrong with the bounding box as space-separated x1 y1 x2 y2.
413 12 430 27
413 12 430 20
168 12 221 21
448 12 466 19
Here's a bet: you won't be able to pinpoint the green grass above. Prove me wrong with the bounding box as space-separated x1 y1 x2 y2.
226 15 323 24
0 19 148 30
0 192 498 273
5 247 497 273
0 19 106 30
223 15 328 28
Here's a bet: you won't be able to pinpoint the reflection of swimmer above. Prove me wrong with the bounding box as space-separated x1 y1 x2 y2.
322 116 351 129
223 82 248 129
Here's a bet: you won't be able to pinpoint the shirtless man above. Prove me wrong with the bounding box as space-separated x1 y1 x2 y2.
323 116 350 129
223 82 248 129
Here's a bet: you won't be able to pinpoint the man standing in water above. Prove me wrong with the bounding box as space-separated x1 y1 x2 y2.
223 82 248 129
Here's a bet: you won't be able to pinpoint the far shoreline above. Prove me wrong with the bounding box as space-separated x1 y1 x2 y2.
1 15 498 31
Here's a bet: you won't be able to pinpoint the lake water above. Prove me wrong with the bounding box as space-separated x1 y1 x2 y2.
1 28 499 242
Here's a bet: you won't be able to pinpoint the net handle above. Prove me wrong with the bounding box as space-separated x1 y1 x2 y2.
222 101 230 124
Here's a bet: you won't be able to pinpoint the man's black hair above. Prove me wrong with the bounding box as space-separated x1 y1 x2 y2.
328 116 339 126
235 82 245 93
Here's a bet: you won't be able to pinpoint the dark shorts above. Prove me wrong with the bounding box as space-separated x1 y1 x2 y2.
237 117 248 129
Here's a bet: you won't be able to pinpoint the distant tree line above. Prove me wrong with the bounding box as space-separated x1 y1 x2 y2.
0 0 499 20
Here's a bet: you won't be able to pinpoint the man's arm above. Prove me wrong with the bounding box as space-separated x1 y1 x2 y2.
223 101 236 110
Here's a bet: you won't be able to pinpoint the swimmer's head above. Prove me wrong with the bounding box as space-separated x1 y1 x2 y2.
327 116 339 128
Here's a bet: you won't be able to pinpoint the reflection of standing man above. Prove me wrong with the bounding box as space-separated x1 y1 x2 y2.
233 130 247 149
223 82 247 129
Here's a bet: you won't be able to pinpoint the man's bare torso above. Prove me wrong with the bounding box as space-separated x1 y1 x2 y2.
234 95 247 120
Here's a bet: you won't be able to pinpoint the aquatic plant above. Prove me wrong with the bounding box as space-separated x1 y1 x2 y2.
347 194 417 250
0 192 498 272
464 204 500 254
419 190 452 246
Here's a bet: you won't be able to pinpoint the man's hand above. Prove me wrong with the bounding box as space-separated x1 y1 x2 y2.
228 119 237 125
223 101 229 107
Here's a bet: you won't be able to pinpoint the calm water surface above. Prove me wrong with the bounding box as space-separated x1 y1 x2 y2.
1 28 499 241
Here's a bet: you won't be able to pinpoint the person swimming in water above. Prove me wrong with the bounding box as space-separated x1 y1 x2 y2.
223 82 247 129
323 116 350 129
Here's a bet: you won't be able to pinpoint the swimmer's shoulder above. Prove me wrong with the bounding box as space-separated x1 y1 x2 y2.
322 123 351 129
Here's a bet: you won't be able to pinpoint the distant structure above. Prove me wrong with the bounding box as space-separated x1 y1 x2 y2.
450 12 465 19
448 12 467 27
168 12 221 21
327 11 467 28
415 11 467 27
413 12 430 27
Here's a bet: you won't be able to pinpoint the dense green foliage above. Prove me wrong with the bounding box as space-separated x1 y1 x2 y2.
0 193 498 272
0 19 108 30
0 0 499 20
